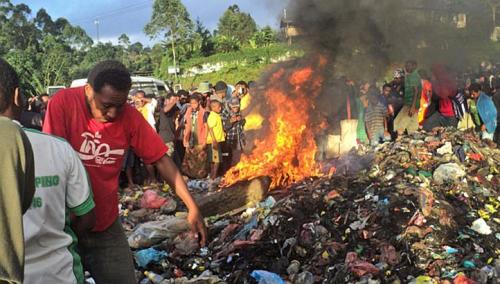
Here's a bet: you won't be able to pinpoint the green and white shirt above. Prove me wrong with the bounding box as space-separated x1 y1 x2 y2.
21 126 94 284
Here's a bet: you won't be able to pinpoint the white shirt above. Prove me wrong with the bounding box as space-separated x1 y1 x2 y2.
22 127 94 284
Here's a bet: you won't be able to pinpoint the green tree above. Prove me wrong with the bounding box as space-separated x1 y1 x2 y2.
129 42 144 54
217 5 257 44
195 18 214 56
214 35 240 53
118 33 130 47
249 26 277 48
144 0 194 81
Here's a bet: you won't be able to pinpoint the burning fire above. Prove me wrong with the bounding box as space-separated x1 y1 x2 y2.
223 59 327 189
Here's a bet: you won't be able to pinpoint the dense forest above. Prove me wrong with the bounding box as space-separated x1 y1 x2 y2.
0 0 280 95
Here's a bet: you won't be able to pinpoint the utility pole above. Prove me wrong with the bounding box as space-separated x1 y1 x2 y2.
283 9 292 46
94 19 100 43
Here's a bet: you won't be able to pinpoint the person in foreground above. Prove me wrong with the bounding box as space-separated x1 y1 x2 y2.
469 83 497 140
0 58 96 284
43 60 207 283
0 58 36 284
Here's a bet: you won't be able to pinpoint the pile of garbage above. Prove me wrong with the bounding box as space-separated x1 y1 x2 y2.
120 128 499 284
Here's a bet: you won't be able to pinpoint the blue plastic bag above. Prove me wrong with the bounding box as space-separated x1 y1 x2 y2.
250 270 285 284
135 248 168 268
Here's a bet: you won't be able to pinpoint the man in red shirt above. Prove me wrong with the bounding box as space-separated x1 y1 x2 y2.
422 65 458 132
43 60 206 283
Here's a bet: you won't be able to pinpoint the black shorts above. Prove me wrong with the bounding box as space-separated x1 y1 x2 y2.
207 143 222 163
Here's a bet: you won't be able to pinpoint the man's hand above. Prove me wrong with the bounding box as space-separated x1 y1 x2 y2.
408 106 417 117
155 155 208 247
212 141 218 148
481 124 487 132
230 116 238 123
187 207 207 246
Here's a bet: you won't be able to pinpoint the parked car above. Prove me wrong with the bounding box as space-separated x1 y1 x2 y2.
70 76 170 97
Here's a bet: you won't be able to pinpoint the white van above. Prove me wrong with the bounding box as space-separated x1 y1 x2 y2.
46 86 66 97
70 76 170 97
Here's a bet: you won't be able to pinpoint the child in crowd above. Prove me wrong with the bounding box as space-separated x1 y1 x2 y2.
206 96 226 189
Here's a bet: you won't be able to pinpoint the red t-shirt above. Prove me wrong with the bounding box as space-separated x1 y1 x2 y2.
439 97 455 118
43 87 168 231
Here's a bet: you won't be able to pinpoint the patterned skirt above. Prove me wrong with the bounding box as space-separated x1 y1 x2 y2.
181 145 209 179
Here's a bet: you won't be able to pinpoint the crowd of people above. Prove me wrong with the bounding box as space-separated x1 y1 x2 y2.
0 55 499 284
122 79 252 191
330 60 499 149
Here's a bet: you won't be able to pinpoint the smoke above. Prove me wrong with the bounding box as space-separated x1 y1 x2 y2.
240 0 493 162
287 0 490 79
288 0 391 80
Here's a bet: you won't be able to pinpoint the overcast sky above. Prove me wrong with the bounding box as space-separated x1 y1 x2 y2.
12 0 289 46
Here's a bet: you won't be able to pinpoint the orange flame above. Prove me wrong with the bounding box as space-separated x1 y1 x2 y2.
223 61 326 189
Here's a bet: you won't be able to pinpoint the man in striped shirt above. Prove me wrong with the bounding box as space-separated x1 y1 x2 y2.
364 92 389 146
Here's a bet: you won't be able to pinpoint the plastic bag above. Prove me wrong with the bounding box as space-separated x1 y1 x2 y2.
128 217 191 249
140 190 167 209
250 270 285 284
433 163 465 185
135 248 168 268
471 218 492 235
453 274 476 284
294 271 314 284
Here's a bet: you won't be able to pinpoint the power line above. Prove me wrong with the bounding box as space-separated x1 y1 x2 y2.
71 0 152 24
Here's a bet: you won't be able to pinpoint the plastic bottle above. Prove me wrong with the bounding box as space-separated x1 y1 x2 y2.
144 271 164 284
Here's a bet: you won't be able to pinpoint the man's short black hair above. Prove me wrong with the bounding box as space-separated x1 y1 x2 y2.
383 83 392 89
135 90 146 96
469 82 481 93
214 81 227 92
87 60 132 93
177 89 189 97
236 80 248 88
166 92 175 99
0 58 20 113
39 93 49 98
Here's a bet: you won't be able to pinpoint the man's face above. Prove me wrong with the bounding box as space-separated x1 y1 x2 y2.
471 90 480 99
236 84 247 96
383 87 391 97
360 83 370 93
40 96 49 107
405 63 415 73
91 84 129 122
134 93 145 108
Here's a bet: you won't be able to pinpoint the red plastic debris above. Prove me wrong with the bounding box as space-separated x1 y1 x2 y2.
453 274 476 284
140 190 167 209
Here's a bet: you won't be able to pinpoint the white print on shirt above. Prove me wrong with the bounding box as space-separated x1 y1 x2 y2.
78 131 125 165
